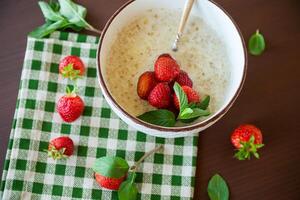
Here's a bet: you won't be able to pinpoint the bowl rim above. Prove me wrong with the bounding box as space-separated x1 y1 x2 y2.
97 0 248 133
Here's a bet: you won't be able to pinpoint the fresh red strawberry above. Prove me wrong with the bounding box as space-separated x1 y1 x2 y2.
148 83 171 108
231 124 264 160
175 70 193 87
173 86 200 110
59 55 85 80
137 71 158 100
154 54 180 82
95 173 126 190
47 136 74 159
57 87 84 122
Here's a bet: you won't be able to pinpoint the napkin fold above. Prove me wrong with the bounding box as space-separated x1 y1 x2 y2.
0 31 198 200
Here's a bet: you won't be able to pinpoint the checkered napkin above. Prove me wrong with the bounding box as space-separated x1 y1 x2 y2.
0 31 198 200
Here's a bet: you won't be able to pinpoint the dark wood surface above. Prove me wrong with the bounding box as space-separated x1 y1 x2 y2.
1 0 299 199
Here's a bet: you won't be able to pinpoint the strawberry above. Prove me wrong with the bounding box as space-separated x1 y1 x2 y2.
137 71 158 100
47 136 74 159
148 83 171 108
173 86 200 110
95 173 126 190
231 124 264 160
175 70 193 87
57 87 84 122
154 54 180 82
59 55 85 80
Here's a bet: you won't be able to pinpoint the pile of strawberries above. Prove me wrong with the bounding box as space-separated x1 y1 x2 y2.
137 54 201 112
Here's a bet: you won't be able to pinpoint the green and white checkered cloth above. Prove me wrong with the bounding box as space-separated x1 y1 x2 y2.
0 31 198 200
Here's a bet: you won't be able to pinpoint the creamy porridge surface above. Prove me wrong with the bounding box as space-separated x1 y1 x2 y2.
105 9 230 117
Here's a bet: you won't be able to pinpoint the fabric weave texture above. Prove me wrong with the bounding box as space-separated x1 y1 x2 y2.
0 31 198 200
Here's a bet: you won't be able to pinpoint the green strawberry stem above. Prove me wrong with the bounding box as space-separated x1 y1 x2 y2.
130 145 163 172
61 63 82 80
66 85 78 97
234 135 264 160
46 146 68 160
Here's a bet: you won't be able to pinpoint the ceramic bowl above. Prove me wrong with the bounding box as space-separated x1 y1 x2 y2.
97 0 247 138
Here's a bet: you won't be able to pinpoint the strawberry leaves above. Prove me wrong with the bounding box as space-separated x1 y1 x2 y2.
92 157 129 179
29 0 101 38
137 109 176 127
234 135 264 160
174 82 211 122
46 146 68 159
61 63 81 80
118 172 138 200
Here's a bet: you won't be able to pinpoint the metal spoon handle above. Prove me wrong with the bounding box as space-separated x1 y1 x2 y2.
172 0 195 51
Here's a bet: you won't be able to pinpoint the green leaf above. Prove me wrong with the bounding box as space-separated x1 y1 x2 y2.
92 156 129 179
234 135 264 160
63 23 84 31
189 95 210 110
207 174 229 200
118 172 138 200
179 108 210 120
181 108 193 116
49 0 60 11
137 109 176 127
58 0 90 28
198 95 210 110
38 1 64 21
173 82 188 114
248 29 266 56
29 20 68 38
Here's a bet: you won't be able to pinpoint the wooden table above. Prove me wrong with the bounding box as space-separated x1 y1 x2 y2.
1 0 299 199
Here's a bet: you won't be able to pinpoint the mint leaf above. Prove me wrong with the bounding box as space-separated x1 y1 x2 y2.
29 20 68 38
179 108 210 120
118 172 138 200
49 0 60 12
137 109 176 127
38 1 64 21
248 29 266 56
198 95 210 110
173 82 188 114
92 156 129 178
58 0 91 28
207 174 229 200
30 0 100 38
189 95 210 110
181 108 193 116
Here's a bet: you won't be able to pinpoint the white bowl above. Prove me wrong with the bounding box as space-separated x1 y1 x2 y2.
97 0 247 138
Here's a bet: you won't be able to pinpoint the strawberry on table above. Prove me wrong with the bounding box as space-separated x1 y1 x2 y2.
57 86 85 122
47 136 74 160
137 71 158 100
148 82 171 109
173 86 200 110
59 55 85 80
231 124 264 160
154 54 180 82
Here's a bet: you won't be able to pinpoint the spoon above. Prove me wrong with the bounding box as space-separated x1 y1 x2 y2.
172 0 196 52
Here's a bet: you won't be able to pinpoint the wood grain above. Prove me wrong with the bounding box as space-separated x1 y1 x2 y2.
0 0 299 199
